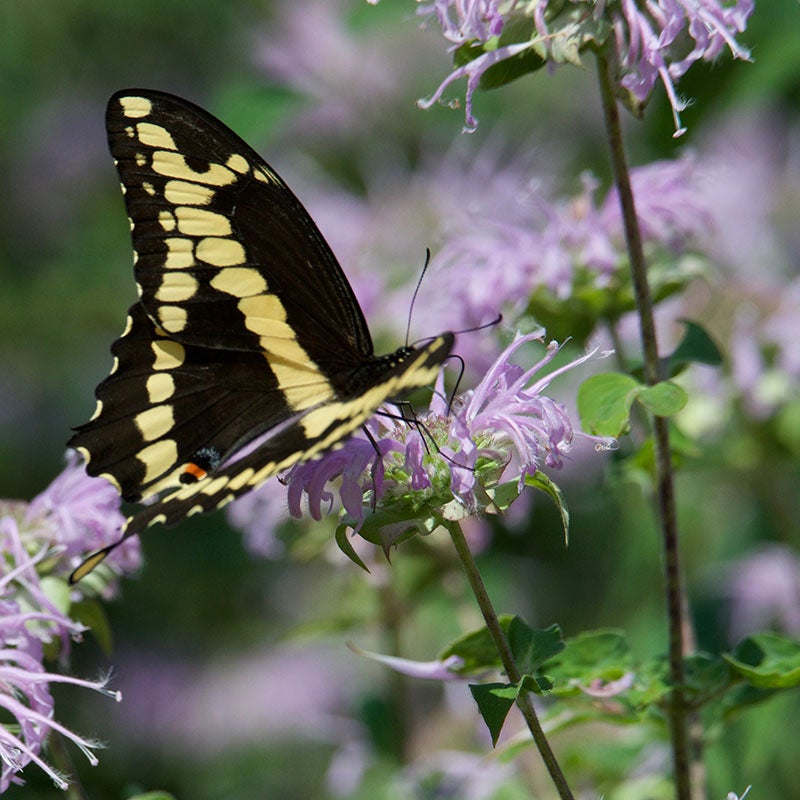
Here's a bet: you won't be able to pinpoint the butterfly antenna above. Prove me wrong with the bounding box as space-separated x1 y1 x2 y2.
406 249 431 347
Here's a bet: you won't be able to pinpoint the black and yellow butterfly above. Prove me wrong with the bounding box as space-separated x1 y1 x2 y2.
69 89 453 582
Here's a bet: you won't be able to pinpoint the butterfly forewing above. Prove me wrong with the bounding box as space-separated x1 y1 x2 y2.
107 89 373 362
69 89 454 582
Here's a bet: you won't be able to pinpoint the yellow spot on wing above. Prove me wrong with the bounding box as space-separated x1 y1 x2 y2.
159 210 176 231
151 151 237 186
98 470 122 492
89 400 104 421
119 96 152 118
137 439 179 484
238 295 286 332
210 267 267 298
176 207 232 237
195 237 246 266
164 237 195 269
151 339 185 370
135 406 174 442
226 153 250 174
136 122 178 151
164 180 214 206
146 372 175 403
156 272 197 303
159 305 188 332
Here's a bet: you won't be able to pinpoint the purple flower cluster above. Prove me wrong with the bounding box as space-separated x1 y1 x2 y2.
417 0 753 134
0 456 136 791
415 155 710 368
273 332 613 542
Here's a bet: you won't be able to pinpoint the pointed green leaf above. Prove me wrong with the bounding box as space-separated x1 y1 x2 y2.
724 633 800 689
523 471 570 544
508 618 565 675
667 319 723 372
334 524 370 572
469 682 518 746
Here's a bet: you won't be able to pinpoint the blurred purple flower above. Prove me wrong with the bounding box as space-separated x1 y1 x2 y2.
728 277 800 419
0 507 120 792
279 331 612 540
725 545 800 643
254 0 414 136
28 451 141 581
610 0 753 135
226 478 288 559
416 1 753 135
416 155 709 367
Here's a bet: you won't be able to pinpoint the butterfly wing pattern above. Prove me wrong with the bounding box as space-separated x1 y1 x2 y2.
69 89 453 581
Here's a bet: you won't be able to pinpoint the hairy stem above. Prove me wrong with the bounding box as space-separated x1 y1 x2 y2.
595 54 701 800
446 520 575 800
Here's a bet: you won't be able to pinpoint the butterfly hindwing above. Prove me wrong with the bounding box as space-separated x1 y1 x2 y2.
69 302 298 501
69 89 455 582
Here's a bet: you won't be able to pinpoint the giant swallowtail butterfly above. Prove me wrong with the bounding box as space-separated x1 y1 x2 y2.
69 89 453 582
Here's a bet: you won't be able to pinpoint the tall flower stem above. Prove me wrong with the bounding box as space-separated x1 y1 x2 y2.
595 54 698 800
446 520 576 800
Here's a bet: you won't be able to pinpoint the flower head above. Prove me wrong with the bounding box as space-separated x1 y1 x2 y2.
417 0 753 135
279 331 613 552
0 494 123 791
414 155 710 367
27 452 140 580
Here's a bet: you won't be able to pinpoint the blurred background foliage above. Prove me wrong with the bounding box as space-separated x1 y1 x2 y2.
1 0 799 798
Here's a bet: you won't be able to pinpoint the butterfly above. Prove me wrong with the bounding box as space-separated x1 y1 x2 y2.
69 89 453 582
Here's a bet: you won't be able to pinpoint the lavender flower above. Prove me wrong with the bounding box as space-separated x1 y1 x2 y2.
415 155 710 367
0 505 121 791
226 479 288 559
280 331 612 551
725 545 800 643
27 451 141 581
416 0 753 135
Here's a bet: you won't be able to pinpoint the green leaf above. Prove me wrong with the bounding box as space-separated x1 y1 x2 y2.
682 652 733 707
523 471 569 544
440 615 514 674
483 478 523 514
544 630 633 695
724 633 800 689
666 319 723 373
469 682 518 746
334 524 370 572
577 372 640 436
508 618 565 675
637 381 688 417
519 672 554 695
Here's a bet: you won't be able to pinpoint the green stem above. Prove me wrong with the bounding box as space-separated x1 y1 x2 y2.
595 54 700 800
446 520 576 800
